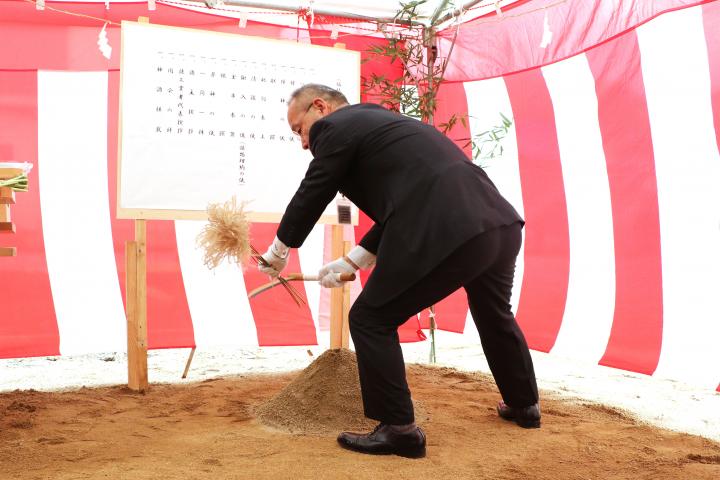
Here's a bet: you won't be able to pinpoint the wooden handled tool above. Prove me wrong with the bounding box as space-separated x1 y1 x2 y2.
289 272 356 282
248 272 356 300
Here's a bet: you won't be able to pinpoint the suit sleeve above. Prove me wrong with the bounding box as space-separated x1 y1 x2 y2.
358 223 382 255
276 119 356 247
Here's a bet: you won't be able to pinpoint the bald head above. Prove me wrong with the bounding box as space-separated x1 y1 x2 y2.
288 84 349 109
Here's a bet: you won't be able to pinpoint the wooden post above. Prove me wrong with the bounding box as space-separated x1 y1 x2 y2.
326 45 351 344
327 33 349 347
329 225 345 348
0 187 14 205
126 219 148 392
341 240 352 348
0 204 9 223
327 44 351 346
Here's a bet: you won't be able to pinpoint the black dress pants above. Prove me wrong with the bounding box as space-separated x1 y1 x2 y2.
348 222 539 425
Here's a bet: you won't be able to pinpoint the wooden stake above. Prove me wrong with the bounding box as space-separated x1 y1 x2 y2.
182 347 196 379
125 240 139 387
126 219 148 392
329 224 344 348
0 205 9 223
341 240 352 349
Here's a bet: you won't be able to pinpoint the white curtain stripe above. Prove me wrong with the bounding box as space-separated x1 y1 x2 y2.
541 53 616 363
174 220 259 347
637 6 720 388
297 223 325 331
464 78 525 335
37 70 127 355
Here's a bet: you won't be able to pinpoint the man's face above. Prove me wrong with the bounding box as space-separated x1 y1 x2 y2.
287 97 328 150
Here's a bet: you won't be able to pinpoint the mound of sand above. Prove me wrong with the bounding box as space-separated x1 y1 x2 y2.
255 348 425 435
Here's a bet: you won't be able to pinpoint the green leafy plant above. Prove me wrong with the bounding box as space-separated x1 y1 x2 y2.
437 111 513 166
362 0 455 124
468 112 513 166
362 0 513 168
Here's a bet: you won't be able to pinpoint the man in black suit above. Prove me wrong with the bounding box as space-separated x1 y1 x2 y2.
259 84 540 458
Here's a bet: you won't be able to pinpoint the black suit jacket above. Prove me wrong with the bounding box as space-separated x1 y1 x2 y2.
277 103 523 306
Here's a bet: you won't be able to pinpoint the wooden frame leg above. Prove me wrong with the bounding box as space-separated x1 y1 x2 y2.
329 225 344 349
126 220 148 392
341 240 351 349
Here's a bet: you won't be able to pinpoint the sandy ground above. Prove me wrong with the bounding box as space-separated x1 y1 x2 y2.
2 356 719 480
1 335 720 479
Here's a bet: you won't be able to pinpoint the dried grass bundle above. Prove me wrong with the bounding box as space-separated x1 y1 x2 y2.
197 196 251 269
196 196 305 306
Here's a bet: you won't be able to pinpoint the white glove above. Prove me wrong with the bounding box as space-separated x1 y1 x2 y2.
258 236 290 277
318 245 376 288
318 257 356 288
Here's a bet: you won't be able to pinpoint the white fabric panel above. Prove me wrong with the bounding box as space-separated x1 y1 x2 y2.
637 6 720 388
37 70 127 355
464 77 524 329
297 223 325 330
174 220 259 347
541 54 616 363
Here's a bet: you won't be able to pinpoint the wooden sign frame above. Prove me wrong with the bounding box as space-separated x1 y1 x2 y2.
119 19 358 391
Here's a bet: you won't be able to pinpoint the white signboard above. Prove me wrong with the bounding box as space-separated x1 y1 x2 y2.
118 21 360 222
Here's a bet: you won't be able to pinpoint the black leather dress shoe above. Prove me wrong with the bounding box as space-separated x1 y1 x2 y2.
497 401 541 428
337 424 426 458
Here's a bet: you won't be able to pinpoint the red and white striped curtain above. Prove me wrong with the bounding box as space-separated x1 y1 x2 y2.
1 1 719 391
0 1 407 359
432 1 720 391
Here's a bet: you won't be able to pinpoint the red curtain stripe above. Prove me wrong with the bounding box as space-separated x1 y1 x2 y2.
587 31 664 375
107 71 197 350
703 1 720 159
504 68 570 353
0 71 60 359
244 223 318 346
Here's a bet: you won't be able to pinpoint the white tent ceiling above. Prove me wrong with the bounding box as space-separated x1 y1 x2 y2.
197 0 524 26
209 0 506 24
39 0 524 29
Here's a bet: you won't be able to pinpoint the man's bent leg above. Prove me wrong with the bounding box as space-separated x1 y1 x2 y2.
349 296 416 425
348 232 499 425
465 223 539 409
